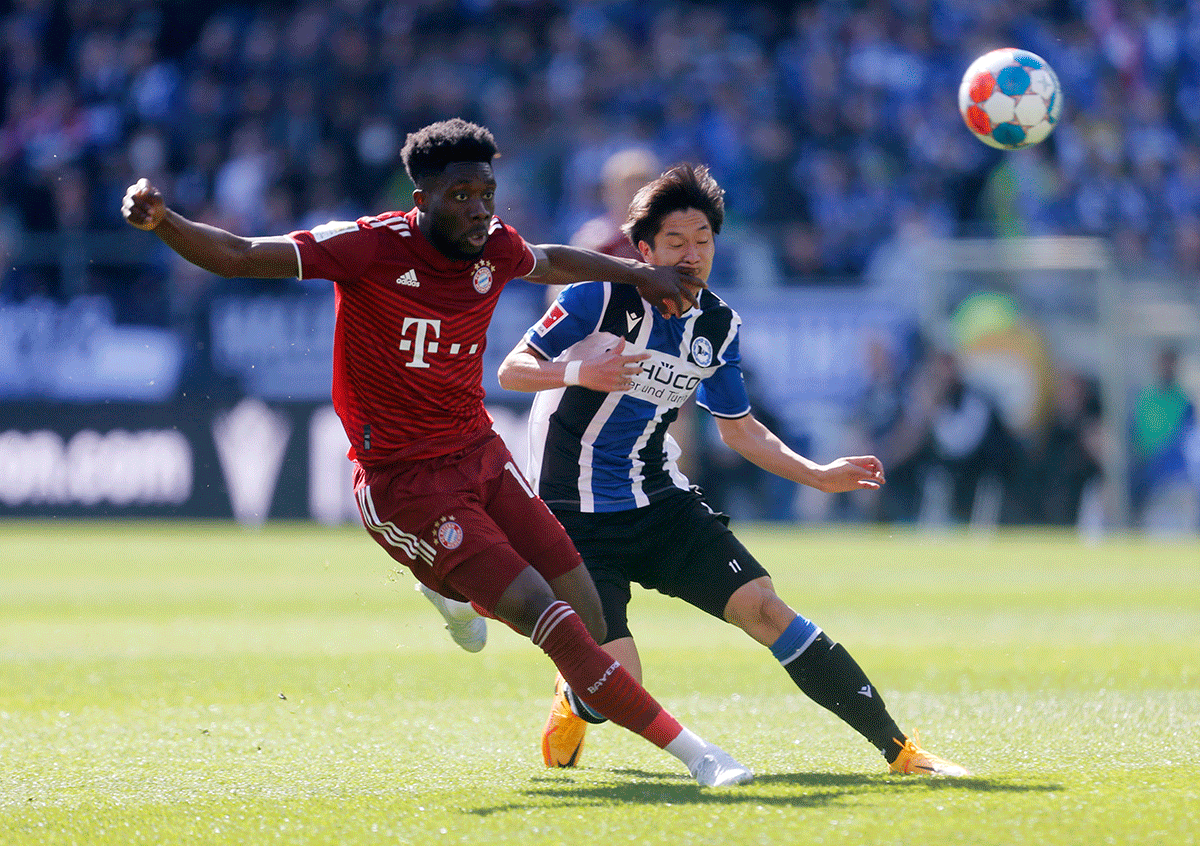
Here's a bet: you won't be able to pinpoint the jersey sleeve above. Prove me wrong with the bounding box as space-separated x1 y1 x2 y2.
288 219 378 283
695 324 751 418
524 282 606 360
491 219 536 280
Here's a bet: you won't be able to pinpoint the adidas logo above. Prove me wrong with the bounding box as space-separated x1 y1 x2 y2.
396 269 419 287
858 685 873 698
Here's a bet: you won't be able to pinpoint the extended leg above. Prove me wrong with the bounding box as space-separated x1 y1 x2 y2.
542 634 637 765
725 577 905 755
725 577 968 775
472 563 752 787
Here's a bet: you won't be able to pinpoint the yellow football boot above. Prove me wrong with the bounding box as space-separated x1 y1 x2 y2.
890 733 971 777
542 673 588 767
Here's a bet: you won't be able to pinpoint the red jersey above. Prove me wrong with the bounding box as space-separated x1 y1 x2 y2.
290 209 536 466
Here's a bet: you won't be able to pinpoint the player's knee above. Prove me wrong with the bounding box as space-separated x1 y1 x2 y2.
725 579 794 644
495 572 558 635
724 580 770 625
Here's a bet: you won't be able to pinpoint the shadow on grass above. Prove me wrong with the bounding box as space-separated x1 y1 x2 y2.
465 769 1062 816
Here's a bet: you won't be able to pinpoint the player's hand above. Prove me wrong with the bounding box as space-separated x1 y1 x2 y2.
578 338 650 393
633 264 706 317
816 455 886 493
121 178 166 231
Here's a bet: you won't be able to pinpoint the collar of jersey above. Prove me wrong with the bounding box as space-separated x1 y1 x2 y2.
406 208 494 270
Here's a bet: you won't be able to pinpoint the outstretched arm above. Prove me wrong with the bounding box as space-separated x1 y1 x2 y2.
524 244 703 316
122 178 300 279
498 338 649 394
715 412 885 493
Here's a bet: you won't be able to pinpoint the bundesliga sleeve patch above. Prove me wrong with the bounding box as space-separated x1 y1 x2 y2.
534 303 569 336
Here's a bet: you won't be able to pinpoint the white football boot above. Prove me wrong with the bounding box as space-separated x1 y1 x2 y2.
416 582 487 653
689 744 754 787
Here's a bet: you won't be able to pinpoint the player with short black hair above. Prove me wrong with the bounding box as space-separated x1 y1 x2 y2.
623 162 725 248
400 117 501 183
493 163 971 777
121 119 751 788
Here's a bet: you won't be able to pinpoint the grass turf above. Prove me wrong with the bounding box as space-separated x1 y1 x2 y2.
1 521 1197 845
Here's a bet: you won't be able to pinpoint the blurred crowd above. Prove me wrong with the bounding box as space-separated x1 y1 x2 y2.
845 332 1108 529
3 0 1199 528
5 0 1200 319
698 323 1197 532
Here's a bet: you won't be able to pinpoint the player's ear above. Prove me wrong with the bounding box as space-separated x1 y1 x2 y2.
412 189 426 210
637 240 653 262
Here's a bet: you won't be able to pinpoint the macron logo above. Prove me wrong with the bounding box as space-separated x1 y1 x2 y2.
858 685 874 698
626 311 642 332
396 269 419 287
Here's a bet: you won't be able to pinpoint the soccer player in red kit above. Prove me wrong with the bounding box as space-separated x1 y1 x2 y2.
121 118 751 787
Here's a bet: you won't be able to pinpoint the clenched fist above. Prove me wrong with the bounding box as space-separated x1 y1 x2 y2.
121 178 166 231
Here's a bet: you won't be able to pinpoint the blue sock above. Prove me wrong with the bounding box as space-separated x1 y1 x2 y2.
769 614 822 665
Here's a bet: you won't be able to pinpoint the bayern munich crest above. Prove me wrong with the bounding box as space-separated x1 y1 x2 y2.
471 260 494 294
437 519 464 550
691 336 713 367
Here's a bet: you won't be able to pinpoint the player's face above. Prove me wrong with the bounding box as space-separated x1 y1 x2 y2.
638 208 715 285
415 161 496 260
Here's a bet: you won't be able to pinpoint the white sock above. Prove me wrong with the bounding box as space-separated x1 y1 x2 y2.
663 726 709 771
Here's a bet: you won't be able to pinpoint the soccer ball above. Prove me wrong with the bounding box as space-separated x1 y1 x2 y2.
958 48 1062 150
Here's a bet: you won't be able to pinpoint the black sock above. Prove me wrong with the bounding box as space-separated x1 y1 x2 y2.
781 632 907 762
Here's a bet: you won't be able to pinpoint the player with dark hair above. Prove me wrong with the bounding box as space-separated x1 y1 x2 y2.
121 119 751 787
490 163 970 777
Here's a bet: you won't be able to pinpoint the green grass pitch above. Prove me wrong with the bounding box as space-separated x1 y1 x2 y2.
1 520 1197 845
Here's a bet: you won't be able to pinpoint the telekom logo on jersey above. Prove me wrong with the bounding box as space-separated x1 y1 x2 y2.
397 318 479 368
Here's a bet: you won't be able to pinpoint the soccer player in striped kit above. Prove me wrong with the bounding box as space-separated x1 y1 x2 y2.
121 119 751 787
495 163 970 777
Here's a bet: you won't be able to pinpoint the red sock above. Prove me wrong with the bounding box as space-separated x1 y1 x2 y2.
531 601 682 748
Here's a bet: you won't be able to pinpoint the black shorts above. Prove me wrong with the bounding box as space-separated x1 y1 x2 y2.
552 488 770 643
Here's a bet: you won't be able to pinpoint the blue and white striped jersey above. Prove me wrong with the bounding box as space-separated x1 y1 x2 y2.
523 281 750 513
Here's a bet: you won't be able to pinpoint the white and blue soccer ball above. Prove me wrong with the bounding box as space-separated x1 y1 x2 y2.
958 48 1063 150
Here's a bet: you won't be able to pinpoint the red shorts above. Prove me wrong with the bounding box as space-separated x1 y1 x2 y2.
352 430 582 614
